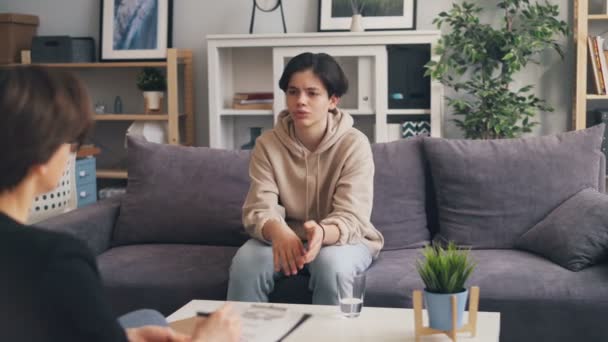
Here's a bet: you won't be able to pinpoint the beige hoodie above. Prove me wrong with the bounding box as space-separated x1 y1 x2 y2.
242 109 384 257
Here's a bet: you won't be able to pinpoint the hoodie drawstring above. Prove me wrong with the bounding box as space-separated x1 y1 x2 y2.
316 154 320 220
304 153 309 222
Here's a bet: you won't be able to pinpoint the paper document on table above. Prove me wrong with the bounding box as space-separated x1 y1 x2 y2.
239 304 311 342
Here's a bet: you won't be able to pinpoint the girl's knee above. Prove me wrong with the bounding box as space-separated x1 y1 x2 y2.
230 240 273 276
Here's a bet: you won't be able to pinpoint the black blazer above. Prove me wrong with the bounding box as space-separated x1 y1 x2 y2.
0 212 127 342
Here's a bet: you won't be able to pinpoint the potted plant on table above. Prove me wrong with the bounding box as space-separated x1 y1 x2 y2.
416 241 476 331
425 0 568 139
136 67 166 113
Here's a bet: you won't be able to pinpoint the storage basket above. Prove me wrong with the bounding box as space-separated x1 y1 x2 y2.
28 153 77 224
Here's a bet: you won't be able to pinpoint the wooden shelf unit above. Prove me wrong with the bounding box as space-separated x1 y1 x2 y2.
573 0 608 130
18 48 196 178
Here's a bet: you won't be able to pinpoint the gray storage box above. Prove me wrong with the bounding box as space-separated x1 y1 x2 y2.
31 36 95 63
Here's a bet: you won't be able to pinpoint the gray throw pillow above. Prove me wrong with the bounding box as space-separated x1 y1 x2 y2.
423 124 605 249
516 188 608 271
113 136 251 246
371 137 431 250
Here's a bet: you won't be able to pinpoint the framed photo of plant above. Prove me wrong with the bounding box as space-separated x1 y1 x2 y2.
318 0 416 32
100 0 173 61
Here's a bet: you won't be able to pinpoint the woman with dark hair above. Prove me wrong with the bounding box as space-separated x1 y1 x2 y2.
0 66 241 342
227 52 384 304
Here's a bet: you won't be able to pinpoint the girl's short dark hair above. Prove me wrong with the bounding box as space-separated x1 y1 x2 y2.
0 66 94 192
278 52 348 98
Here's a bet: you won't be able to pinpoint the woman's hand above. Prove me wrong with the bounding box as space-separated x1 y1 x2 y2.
191 304 241 342
264 222 306 276
126 326 189 342
300 220 324 264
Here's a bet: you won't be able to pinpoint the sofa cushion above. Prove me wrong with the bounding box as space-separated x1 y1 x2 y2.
364 249 425 308
113 136 251 246
515 188 608 271
98 244 238 315
370 137 431 250
423 124 605 249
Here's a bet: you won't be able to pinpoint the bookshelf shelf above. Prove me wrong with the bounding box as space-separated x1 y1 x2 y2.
586 94 608 100
95 114 171 121
220 109 273 116
588 15 608 20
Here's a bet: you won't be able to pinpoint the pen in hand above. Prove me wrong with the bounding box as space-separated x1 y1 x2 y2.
196 311 212 317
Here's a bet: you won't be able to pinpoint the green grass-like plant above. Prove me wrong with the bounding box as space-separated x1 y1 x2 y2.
416 242 476 294
136 67 166 92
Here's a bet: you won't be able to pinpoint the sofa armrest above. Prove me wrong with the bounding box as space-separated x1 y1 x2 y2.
35 196 123 256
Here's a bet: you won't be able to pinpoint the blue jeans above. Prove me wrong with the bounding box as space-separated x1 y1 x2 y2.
118 309 167 329
227 239 373 305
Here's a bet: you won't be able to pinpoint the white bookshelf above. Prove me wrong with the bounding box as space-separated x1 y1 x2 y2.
207 31 443 149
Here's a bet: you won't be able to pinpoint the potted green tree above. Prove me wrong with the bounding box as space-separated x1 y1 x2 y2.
425 0 568 139
136 67 166 113
416 242 476 331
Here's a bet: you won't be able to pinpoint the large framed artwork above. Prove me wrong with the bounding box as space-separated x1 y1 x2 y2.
318 0 416 32
100 0 173 61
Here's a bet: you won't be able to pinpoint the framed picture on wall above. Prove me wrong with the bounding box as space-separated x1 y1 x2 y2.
100 0 173 61
318 0 416 31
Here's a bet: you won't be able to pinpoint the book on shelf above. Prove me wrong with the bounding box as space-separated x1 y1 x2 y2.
77 144 101 158
235 99 273 105
596 36 608 94
233 92 274 100
232 102 273 110
588 36 606 95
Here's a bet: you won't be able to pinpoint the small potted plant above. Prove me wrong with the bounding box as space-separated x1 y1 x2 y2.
416 241 476 331
136 67 166 113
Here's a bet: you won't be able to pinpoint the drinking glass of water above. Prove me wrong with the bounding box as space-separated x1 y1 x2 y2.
336 271 366 318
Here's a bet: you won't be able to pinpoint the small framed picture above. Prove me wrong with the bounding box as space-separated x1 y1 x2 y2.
100 0 173 61
318 0 416 32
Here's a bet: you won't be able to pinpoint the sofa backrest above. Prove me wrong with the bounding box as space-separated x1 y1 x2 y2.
113 136 251 247
113 125 605 250
423 124 606 249
113 135 433 248
370 137 431 249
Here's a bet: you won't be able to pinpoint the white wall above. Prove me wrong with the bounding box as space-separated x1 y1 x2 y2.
0 0 573 144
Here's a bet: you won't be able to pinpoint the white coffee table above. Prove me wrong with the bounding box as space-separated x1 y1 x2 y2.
168 300 500 341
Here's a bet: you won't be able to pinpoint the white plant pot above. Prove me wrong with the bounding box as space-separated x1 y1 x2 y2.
143 91 164 111
350 14 364 32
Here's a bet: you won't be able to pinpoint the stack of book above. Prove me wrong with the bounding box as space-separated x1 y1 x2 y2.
588 35 608 95
233 92 273 110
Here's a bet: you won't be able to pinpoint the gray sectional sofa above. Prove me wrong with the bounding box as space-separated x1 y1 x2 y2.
38 125 608 342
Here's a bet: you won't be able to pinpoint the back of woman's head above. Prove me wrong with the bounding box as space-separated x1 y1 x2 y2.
0 66 94 192
278 52 348 98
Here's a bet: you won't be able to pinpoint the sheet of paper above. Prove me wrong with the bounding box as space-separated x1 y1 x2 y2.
169 304 310 342
239 304 310 342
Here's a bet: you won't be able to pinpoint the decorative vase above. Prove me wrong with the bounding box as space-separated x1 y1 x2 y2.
241 127 263 150
126 122 168 146
143 91 164 113
350 14 364 32
423 289 468 331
